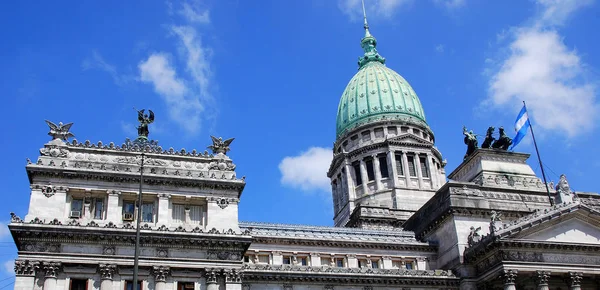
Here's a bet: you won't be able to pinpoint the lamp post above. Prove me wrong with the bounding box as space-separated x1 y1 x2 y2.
133 152 145 290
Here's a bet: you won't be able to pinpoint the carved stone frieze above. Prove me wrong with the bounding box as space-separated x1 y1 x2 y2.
207 250 241 261
98 264 116 280
283 284 293 290
40 146 69 158
20 242 60 253
14 260 39 276
152 266 170 282
157 248 168 258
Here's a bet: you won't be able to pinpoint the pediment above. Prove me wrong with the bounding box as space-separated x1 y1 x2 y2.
505 205 600 244
387 134 431 146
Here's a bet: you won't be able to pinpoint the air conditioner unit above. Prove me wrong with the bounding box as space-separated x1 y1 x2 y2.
123 212 134 221
70 211 81 218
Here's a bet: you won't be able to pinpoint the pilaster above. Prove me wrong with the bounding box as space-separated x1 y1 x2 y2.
224 268 243 290
401 152 410 187
501 269 518 290
42 262 62 290
372 154 382 190
157 193 171 225
206 268 221 290
153 266 170 290
415 153 424 189
387 150 398 188
567 272 582 290
359 159 369 195
99 264 116 290
14 260 39 290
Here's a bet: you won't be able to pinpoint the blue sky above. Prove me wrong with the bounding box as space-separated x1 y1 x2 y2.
0 0 599 281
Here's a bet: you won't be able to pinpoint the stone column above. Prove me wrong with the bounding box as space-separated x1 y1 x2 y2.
343 161 356 202
106 190 121 222
99 264 116 290
501 269 518 290
426 154 437 189
567 272 582 290
401 152 411 187
206 268 220 290
414 153 424 189
42 262 61 290
224 269 242 290
157 193 171 225
387 150 398 187
372 154 382 191
14 260 39 290
153 266 170 290
359 159 369 195
535 270 550 290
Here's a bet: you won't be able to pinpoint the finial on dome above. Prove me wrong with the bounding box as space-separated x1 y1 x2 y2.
358 0 386 69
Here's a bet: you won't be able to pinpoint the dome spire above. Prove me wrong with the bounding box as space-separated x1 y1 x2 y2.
358 0 386 69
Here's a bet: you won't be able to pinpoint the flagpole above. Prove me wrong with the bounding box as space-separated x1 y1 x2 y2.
523 101 553 206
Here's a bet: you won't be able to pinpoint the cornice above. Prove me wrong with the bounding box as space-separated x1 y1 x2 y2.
242 264 459 287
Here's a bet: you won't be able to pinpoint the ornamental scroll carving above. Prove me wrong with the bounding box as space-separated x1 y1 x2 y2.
224 268 243 283
501 269 517 285
205 268 220 284
14 260 39 276
152 266 170 282
99 264 116 280
42 262 62 278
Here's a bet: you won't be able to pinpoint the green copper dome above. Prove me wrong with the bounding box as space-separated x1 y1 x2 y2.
335 20 427 139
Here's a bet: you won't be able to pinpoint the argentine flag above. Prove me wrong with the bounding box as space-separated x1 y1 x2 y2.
511 105 530 149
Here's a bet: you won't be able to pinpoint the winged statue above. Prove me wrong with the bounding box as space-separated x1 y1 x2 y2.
136 109 155 138
45 120 75 140
207 136 235 155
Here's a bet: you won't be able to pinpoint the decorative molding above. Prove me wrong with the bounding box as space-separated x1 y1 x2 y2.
14 260 39 276
156 248 168 258
205 268 221 284
152 266 170 282
567 272 583 287
42 261 62 278
534 270 550 286
224 268 243 283
501 269 517 285
98 264 116 280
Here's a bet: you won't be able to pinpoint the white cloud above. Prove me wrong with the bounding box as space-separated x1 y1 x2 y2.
139 53 204 134
279 147 333 193
537 0 593 27
435 44 445 53
434 0 466 9
338 0 412 20
82 51 130 86
179 2 210 24
3 260 13 275
485 0 597 137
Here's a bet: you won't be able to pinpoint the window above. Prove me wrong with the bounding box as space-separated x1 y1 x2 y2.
352 162 362 186
405 262 413 270
125 280 142 290
401 126 409 133
335 258 344 268
123 201 135 221
361 131 371 142
94 199 104 219
371 260 379 269
321 257 330 266
379 155 389 178
407 156 417 177
177 282 194 290
189 205 202 225
392 260 402 269
243 256 250 263
283 256 291 265
365 159 375 181
388 126 397 136
141 203 154 222
420 156 430 178
70 279 87 290
172 204 185 224
258 255 269 264
374 128 384 138
299 257 308 266
395 154 404 176
71 199 83 218
358 260 365 268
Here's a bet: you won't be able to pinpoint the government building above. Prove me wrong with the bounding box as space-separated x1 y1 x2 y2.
8 12 600 290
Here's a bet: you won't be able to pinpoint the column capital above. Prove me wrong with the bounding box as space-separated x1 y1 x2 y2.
152 265 170 282
158 193 171 199
108 190 121 196
567 272 583 287
205 268 221 284
14 260 39 276
98 264 117 280
42 261 62 278
501 269 518 285
535 270 551 286
224 268 243 284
